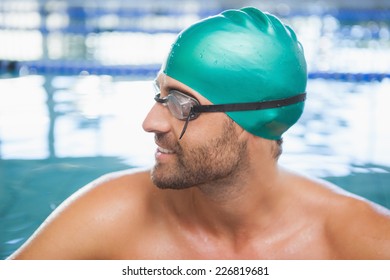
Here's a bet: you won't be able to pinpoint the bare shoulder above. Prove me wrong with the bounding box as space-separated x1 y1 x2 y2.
74 168 154 210
326 191 390 259
67 168 156 226
8 168 155 259
292 171 390 259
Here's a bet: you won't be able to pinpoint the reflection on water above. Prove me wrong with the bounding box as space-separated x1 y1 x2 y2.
0 75 155 164
282 79 390 176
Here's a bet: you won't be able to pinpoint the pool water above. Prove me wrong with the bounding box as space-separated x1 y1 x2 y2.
0 75 389 259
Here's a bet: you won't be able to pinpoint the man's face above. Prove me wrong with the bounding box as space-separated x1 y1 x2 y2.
142 73 249 190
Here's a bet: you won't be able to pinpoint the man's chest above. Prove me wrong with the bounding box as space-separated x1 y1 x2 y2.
111 227 333 260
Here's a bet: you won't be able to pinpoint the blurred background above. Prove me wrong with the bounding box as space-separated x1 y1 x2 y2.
0 0 389 259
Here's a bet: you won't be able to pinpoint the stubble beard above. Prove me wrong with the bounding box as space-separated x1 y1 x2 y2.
151 119 249 193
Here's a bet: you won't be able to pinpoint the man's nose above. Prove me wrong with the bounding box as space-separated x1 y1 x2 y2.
142 102 172 134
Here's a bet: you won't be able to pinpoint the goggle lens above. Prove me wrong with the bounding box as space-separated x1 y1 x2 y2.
155 90 200 120
168 90 199 120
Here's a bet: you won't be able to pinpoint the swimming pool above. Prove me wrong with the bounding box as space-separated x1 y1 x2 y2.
1 1 390 260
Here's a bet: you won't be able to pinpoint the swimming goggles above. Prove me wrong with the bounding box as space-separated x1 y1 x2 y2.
153 82 306 139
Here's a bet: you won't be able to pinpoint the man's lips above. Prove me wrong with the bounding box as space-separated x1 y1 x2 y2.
157 146 175 154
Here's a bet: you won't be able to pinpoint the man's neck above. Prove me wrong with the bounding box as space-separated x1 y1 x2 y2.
165 163 286 241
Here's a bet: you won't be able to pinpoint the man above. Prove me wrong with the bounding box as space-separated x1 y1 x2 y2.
9 7 390 259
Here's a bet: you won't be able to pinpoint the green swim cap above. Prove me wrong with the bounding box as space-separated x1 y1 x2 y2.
162 7 307 140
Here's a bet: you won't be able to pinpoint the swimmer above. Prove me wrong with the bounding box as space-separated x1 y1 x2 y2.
8 7 390 259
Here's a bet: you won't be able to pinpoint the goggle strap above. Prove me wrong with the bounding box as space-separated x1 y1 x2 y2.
179 108 193 139
192 93 306 113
